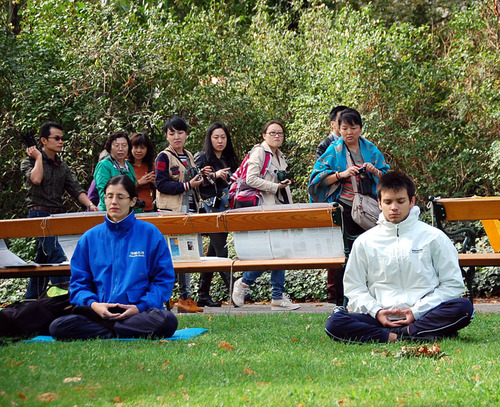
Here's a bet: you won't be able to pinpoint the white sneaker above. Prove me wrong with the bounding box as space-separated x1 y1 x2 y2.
271 293 300 311
232 278 250 307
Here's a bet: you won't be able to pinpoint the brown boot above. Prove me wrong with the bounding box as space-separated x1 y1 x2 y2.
177 298 203 313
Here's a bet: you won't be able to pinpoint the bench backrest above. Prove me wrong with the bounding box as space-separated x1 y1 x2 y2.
0 204 342 240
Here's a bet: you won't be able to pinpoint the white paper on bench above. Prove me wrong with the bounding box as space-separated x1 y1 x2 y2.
0 239 39 268
233 227 344 260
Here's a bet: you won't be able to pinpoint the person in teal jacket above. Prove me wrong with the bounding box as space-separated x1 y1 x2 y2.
93 132 138 211
49 175 177 339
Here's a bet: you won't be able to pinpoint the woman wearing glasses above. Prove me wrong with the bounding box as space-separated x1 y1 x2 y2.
49 175 178 340
94 132 137 211
232 120 299 311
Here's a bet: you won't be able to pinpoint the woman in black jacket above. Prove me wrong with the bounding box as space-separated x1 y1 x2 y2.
194 123 239 307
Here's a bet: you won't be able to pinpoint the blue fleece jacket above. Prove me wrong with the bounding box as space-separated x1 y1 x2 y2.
69 211 175 312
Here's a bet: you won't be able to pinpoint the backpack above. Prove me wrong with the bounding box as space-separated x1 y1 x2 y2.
229 145 272 208
0 283 73 338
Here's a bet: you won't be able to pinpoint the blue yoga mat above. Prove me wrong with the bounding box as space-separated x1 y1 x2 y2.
24 328 208 342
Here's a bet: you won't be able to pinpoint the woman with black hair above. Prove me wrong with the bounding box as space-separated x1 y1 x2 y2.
94 132 137 211
129 132 156 212
49 175 178 340
194 122 239 307
155 116 205 313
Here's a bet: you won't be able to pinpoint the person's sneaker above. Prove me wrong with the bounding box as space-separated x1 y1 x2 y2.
271 293 300 311
232 278 250 307
177 298 203 313
333 305 348 314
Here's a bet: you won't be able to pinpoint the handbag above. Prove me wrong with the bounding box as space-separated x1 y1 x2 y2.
346 150 380 230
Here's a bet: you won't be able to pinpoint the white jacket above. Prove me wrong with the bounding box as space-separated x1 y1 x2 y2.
344 206 465 320
245 141 293 206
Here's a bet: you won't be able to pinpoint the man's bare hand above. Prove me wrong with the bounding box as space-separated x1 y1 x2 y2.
376 308 414 327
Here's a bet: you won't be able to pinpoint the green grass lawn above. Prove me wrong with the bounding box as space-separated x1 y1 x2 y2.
1 312 498 407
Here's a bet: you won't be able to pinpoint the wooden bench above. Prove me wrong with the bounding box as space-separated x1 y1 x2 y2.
428 196 500 302
0 204 346 279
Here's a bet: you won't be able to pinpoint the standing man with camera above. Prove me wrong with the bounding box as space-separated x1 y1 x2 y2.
21 122 99 299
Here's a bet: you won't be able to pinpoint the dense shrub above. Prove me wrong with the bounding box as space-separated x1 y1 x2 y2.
1 0 499 300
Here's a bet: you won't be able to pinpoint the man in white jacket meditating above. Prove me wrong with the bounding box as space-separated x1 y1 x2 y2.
325 170 474 343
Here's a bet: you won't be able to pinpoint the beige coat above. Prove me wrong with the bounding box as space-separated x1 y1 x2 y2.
245 141 293 206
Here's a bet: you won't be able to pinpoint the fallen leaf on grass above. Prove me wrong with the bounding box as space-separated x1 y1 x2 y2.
243 366 255 375
37 393 59 402
371 349 392 357
178 374 184 380
394 343 446 359
291 337 297 342
10 359 26 367
218 341 234 351
18 392 27 400
63 377 82 383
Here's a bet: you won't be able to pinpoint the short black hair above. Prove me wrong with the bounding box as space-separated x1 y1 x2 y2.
376 170 416 201
338 108 363 128
162 115 188 134
39 122 63 141
104 131 131 154
329 105 349 123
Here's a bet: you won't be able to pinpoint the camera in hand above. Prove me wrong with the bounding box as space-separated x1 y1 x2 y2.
187 166 203 181
21 131 37 148
277 170 291 182
358 166 374 196
135 199 146 209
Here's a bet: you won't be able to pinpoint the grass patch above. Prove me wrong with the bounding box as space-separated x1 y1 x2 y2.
1 312 499 406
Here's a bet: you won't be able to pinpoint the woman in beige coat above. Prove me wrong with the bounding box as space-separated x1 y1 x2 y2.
232 120 300 311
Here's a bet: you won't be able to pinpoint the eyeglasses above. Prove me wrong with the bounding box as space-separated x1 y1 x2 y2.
104 194 130 201
47 136 65 142
112 143 128 150
266 132 284 138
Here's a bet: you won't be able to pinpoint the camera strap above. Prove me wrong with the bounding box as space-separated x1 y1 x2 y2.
344 144 361 194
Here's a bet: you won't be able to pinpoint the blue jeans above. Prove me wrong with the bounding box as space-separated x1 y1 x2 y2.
25 210 69 299
242 270 286 300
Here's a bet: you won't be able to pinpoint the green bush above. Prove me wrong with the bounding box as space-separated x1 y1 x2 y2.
1 1 499 301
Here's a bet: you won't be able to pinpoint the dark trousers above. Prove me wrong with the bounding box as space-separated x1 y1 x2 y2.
325 298 474 343
327 202 366 304
25 209 70 299
198 232 231 299
49 308 178 340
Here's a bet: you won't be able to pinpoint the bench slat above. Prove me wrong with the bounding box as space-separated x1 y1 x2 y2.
0 257 346 278
436 197 500 221
0 207 339 239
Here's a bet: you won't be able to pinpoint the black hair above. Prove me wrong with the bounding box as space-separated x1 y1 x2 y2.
202 122 239 172
329 105 349 123
104 131 131 154
338 108 363 129
128 132 156 166
39 122 63 141
162 115 188 134
104 175 138 200
376 170 416 201
262 120 285 139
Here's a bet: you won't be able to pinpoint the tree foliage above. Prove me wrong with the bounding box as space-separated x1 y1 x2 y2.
1 0 499 220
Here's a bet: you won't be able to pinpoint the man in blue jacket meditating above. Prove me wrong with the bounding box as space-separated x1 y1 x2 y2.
325 171 474 343
50 175 177 339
